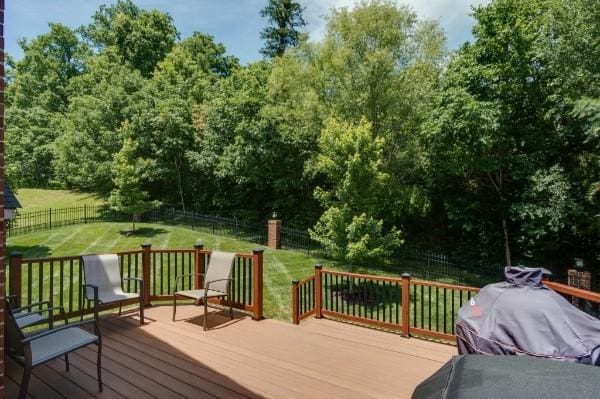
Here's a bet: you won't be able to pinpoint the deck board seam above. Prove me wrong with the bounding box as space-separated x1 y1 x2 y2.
114 315 404 398
96 321 256 399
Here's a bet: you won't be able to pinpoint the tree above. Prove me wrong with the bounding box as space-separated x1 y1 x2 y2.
81 0 178 76
309 118 402 264
53 53 145 192
260 0 306 58
426 0 599 265
125 33 238 211
109 137 158 233
5 23 88 187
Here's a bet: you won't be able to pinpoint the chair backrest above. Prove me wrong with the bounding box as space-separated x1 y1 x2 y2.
81 254 124 299
204 251 236 293
4 299 26 358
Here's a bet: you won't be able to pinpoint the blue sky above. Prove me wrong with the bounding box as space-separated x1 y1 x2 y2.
6 0 490 64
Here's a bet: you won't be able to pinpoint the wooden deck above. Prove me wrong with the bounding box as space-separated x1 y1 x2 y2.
6 305 456 398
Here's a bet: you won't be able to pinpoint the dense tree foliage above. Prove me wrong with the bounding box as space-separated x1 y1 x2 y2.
6 0 599 270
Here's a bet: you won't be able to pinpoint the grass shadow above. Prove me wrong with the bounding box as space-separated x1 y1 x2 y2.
6 245 52 259
118 227 168 237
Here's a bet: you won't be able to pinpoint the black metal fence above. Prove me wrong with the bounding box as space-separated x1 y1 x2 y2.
146 208 267 246
7 205 268 246
6 205 129 237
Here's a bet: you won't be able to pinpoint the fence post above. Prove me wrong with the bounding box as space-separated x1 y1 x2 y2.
401 273 411 337
267 216 282 249
141 243 152 306
252 249 264 320
315 265 323 318
291 280 300 324
49 208 52 229
9 252 23 308
84 204 87 224
194 242 204 289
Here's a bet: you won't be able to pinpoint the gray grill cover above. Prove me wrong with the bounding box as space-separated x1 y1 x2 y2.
456 267 600 365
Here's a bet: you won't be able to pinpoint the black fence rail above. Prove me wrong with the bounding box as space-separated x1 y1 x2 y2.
7 205 268 246
6 205 130 237
280 226 321 254
146 208 267 246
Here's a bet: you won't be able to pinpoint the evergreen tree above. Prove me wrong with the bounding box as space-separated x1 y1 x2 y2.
260 0 306 58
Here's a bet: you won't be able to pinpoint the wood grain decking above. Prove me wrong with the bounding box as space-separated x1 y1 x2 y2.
6 305 456 398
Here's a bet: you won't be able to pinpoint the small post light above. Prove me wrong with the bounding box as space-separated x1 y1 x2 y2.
574 258 584 268
272 211 278 219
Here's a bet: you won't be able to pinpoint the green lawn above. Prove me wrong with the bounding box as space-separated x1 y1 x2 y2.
7 222 341 321
16 188 106 211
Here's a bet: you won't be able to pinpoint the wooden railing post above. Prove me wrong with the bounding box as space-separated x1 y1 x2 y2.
194 242 204 289
315 265 323 318
9 252 23 308
401 273 411 337
141 243 152 306
252 249 264 320
291 280 300 324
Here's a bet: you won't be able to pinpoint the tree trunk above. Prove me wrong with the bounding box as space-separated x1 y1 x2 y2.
174 157 186 214
502 217 512 266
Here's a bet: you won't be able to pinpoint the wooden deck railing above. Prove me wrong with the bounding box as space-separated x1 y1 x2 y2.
291 266 478 340
293 267 600 340
8 244 264 321
544 280 600 318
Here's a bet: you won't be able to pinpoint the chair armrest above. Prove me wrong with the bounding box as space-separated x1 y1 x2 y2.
205 278 233 294
175 274 204 292
21 319 99 344
13 300 52 313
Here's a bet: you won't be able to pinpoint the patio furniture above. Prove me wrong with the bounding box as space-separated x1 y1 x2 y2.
5 297 102 399
81 254 145 324
6 294 52 329
172 251 236 330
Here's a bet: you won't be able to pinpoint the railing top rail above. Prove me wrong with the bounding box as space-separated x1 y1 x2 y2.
545 281 600 304
12 247 259 265
411 279 481 292
297 274 315 286
150 249 194 254
322 269 406 284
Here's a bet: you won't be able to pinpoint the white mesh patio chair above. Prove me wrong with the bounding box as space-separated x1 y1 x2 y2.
5 297 102 399
81 254 144 324
172 251 235 330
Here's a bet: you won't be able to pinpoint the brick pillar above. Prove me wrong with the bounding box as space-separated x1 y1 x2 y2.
567 269 591 307
267 219 281 250
0 0 6 397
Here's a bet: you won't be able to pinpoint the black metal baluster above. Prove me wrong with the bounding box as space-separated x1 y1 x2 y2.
395 281 400 324
167 253 171 294
38 261 44 303
420 284 424 329
428 285 432 330
59 260 64 309
444 288 447 334
69 259 74 313
335 275 339 312
436 287 440 332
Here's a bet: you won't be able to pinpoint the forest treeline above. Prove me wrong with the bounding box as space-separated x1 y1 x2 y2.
6 0 599 269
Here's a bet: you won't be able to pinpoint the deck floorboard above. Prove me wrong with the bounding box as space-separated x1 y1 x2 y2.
9 305 455 398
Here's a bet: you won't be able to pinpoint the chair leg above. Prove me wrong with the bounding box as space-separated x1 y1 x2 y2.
65 353 70 371
19 363 32 399
118 301 122 316
139 296 145 325
97 343 103 392
229 296 233 320
204 297 208 331
172 294 177 321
